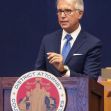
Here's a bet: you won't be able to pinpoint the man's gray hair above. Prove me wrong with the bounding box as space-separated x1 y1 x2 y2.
57 0 84 11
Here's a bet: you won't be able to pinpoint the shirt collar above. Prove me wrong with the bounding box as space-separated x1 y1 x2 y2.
62 24 81 41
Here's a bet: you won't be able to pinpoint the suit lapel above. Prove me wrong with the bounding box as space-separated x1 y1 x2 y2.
65 30 86 64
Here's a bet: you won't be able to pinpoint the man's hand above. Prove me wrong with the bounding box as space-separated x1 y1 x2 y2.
47 52 65 72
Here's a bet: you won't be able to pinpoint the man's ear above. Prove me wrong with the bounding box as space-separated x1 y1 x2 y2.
77 11 84 19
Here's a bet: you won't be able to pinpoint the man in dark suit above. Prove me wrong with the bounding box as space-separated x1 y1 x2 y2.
35 0 102 79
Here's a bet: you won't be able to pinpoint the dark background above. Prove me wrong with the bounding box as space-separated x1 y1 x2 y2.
0 0 111 76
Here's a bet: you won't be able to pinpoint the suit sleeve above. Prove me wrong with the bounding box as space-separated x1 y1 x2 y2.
70 41 102 79
35 37 46 70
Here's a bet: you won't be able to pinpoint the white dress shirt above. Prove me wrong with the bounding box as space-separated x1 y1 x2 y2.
60 24 81 77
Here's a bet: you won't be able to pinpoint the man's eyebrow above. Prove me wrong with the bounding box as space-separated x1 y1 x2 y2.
57 8 72 10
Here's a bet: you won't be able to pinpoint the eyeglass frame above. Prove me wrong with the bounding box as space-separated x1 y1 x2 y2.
57 9 79 16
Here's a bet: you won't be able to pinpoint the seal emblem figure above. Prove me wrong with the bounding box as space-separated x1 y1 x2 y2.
10 71 66 111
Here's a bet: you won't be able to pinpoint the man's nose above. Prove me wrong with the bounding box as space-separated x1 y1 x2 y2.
61 12 66 17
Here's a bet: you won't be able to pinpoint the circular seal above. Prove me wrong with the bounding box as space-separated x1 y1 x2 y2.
10 70 66 111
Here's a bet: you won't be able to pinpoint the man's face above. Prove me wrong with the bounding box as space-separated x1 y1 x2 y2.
57 0 83 33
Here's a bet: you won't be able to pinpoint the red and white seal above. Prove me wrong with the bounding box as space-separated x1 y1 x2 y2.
10 70 66 111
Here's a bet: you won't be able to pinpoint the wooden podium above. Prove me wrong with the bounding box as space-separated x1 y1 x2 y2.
0 77 104 111
98 77 111 111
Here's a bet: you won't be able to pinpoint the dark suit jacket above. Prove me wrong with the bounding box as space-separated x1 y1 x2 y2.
35 29 102 79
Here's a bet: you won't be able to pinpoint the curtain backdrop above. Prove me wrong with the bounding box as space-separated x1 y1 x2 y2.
0 0 111 76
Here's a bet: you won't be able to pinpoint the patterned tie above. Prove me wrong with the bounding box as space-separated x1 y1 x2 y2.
62 34 72 63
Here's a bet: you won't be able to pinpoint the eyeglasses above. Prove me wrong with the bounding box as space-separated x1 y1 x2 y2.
57 9 76 16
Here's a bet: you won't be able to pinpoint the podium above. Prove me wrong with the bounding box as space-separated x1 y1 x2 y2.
98 77 111 111
0 77 104 111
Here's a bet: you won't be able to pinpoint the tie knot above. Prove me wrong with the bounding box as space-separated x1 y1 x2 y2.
65 34 72 42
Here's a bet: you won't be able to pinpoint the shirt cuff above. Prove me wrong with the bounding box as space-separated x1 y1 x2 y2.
62 66 70 77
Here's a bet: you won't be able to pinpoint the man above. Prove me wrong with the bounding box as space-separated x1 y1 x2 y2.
35 0 102 79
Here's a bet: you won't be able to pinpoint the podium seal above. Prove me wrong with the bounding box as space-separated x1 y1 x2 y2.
10 71 66 111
